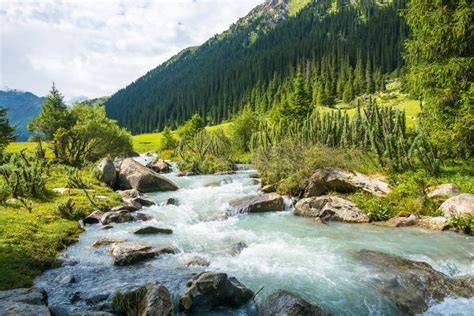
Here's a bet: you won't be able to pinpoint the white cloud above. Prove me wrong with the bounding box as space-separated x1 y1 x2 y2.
0 0 262 99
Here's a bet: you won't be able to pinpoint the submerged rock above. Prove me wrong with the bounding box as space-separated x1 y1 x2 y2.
182 256 210 267
229 193 285 213
108 242 176 266
112 282 173 316
133 226 173 235
97 159 117 188
118 158 179 193
179 272 254 312
0 287 51 315
258 290 332 316
427 183 461 202
295 196 370 223
439 193 474 218
354 249 474 314
303 168 391 198
164 198 176 206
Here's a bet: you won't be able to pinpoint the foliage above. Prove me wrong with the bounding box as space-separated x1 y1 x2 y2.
445 214 474 236
403 0 474 158
0 107 16 150
159 126 178 151
230 105 261 152
177 114 205 140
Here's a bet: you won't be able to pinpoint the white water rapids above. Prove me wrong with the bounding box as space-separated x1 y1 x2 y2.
36 162 474 315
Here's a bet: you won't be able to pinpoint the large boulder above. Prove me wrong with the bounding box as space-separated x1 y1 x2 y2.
118 159 179 193
384 214 447 231
439 193 474 218
0 288 51 315
427 183 461 202
229 193 285 213
354 250 474 314
303 168 390 198
179 272 254 312
147 159 172 173
100 210 135 225
258 290 332 316
97 159 117 188
295 196 370 223
118 189 156 208
84 210 105 225
108 242 176 266
112 282 173 316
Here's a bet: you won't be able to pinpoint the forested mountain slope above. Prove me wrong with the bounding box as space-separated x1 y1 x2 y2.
105 0 408 134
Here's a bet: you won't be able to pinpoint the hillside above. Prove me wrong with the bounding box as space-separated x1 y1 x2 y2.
0 88 44 141
105 0 408 134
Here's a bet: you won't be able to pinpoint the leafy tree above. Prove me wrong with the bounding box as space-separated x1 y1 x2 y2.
230 105 261 152
54 105 133 165
0 107 16 150
159 126 177 151
403 0 473 157
178 114 205 140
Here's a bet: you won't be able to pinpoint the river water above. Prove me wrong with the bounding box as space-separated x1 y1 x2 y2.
36 165 474 315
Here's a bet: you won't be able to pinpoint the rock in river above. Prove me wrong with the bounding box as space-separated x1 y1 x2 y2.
258 290 332 316
295 196 370 223
439 193 474 218
354 249 474 314
108 242 176 266
229 193 284 213
0 287 51 315
133 226 173 235
179 272 254 312
112 282 173 316
118 158 178 193
303 167 390 198
147 158 172 174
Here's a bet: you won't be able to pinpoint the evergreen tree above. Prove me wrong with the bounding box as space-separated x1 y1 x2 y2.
288 72 312 119
0 107 16 150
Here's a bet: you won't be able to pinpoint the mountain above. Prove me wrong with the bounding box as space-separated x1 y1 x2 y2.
105 0 408 134
0 88 45 141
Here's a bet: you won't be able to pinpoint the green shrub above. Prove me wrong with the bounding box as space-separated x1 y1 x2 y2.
445 214 474 236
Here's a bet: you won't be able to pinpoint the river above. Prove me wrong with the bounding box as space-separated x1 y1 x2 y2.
36 163 474 315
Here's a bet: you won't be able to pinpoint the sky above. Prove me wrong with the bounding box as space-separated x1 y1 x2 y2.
0 0 262 100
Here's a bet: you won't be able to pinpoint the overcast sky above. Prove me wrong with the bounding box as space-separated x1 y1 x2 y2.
0 0 262 100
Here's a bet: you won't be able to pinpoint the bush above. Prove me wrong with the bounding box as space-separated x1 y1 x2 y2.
445 214 474 236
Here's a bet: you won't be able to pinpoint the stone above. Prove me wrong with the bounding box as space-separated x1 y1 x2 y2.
118 158 179 193
0 288 51 316
97 159 117 188
258 290 332 316
182 256 210 267
92 238 125 248
261 184 276 193
439 193 474 218
85 293 110 305
385 214 419 227
133 226 173 235
110 205 140 212
134 213 154 222
102 225 114 230
179 272 254 312
117 189 141 200
294 196 370 223
112 282 173 316
303 167 391 198
230 241 248 255
229 193 285 213
118 189 156 208
100 211 135 225
354 250 474 314
427 183 461 202
54 274 76 285
384 214 447 231
108 242 176 266
164 198 176 205
147 158 172 173
84 210 105 225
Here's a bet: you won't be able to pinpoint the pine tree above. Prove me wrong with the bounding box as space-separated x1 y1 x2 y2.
288 71 312 119
0 107 16 150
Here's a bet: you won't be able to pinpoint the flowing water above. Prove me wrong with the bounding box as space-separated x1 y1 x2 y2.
36 163 474 315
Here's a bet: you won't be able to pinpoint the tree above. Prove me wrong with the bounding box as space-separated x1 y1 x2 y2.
178 114 205 140
403 0 473 157
54 105 133 165
159 126 177 151
0 107 16 150
231 105 260 152
287 72 312 119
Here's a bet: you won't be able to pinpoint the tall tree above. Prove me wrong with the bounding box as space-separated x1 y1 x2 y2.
288 72 312 119
403 0 473 157
0 107 16 150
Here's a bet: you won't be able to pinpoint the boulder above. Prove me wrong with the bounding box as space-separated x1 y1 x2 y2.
54 274 76 285
295 196 370 223
84 210 105 225
108 242 176 266
179 272 254 312
97 159 117 188
110 205 140 212
118 189 156 207
261 184 276 193
118 159 179 193
439 193 474 218
354 249 474 314
112 282 173 316
258 290 332 316
384 214 447 231
118 189 141 200
385 214 419 227
427 183 461 202
0 288 51 316
164 198 176 206
134 213 154 222
101 211 135 225
147 158 172 173
303 168 390 198
92 238 125 248
229 193 285 213
133 226 173 235
182 256 210 267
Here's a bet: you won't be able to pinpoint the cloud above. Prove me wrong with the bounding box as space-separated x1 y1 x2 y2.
0 0 262 99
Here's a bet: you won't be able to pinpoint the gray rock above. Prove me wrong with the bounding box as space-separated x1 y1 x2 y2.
258 290 332 316
54 274 76 285
164 198 176 206
112 282 173 316
230 241 248 255
108 242 176 266
261 184 276 193
117 189 141 200
354 250 474 314
303 167 390 198
84 210 105 225
97 159 117 188
0 288 51 316
134 213 154 222
229 193 285 213
85 293 110 305
118 189 156 207
92 238 125 248
147 158 172 173
295 196 370 223
118 159 179 193
179 272 254 312
427 183 461 202
133 226 173 235
111 205 140 212
182 256 210 267
384 214 447 231
101 210 135 225
439 193 474 218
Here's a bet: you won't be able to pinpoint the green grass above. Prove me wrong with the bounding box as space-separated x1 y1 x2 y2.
288 0 312 16
0 162 122 290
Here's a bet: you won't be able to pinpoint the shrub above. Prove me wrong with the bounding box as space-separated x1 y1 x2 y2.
445 214 474 236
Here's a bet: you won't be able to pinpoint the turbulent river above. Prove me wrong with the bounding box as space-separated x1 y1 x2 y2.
36 161 474 315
